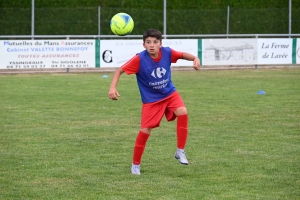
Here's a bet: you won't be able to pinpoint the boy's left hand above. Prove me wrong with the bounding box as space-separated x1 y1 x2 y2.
193 58 200 70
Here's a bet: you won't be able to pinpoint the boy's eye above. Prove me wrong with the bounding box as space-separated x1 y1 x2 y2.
145 39 161 45
146 40 158 44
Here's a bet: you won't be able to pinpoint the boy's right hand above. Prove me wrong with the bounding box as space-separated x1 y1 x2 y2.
108 88 120 100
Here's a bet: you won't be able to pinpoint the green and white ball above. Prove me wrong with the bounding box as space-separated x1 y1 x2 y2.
110 13 134 36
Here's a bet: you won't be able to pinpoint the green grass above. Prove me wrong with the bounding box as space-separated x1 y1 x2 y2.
0 68 299 199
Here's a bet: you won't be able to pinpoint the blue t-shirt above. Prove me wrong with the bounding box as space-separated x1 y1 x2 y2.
136 47 176 103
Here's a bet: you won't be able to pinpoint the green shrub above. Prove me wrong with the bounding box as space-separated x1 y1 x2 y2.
0 0 299 35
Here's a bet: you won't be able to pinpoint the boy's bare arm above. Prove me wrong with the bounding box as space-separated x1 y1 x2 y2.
108 67 124 100
182 52 200 70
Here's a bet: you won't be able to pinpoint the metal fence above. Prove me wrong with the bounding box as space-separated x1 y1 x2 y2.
0 7 299 38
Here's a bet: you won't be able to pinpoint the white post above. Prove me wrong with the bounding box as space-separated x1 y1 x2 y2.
163 0 167 39
98 6 101 36
31 0 34 39
227 5 230 38
289 0 292 37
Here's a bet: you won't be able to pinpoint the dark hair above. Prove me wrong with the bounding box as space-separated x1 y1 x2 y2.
143 29 162 42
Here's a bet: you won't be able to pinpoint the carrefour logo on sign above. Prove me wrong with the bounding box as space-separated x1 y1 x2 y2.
151 67 166 79
102 50 113 63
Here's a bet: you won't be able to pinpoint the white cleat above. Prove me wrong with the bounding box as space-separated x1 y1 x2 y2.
131 164 141 175
175 149 189 165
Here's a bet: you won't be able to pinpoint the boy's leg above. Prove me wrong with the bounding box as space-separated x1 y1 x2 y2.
173 106 189 165
132 101 165 175
133 130 150 165
176 114 188 150
165 93 189 165
131 130 150 175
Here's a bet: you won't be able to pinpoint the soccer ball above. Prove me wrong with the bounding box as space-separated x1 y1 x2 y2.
110 13 134 36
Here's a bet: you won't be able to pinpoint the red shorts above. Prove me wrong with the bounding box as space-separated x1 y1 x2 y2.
141 91 185 128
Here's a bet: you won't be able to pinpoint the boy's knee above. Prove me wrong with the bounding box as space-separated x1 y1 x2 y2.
174 107 188 116
140 128 152 134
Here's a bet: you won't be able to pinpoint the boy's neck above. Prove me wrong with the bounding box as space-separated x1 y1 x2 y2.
150 49 162 61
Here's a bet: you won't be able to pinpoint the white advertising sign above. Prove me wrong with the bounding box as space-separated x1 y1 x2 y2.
257 39 293 64
100 39 198 68
163 39 198 67
100 40 144 68
0 40 95 69
202 39 258 65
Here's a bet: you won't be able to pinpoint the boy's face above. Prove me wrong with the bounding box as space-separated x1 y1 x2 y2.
143 37 162 58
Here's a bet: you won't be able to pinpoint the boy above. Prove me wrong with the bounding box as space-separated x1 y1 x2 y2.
108 29 200 175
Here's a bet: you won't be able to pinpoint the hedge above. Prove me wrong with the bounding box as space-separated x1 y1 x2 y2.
0 0 299 35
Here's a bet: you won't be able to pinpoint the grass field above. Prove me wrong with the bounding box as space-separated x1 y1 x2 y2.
0 68 299 199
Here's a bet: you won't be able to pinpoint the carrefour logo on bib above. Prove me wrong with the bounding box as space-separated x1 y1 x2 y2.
151 67 167 79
